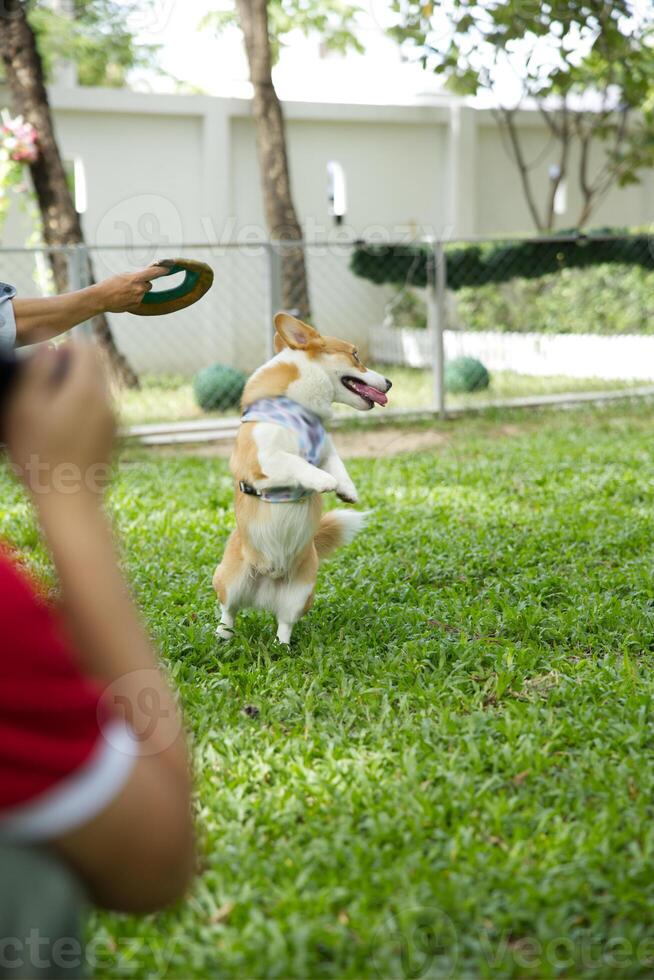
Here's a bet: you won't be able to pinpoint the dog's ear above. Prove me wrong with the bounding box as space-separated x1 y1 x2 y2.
274 312 322 350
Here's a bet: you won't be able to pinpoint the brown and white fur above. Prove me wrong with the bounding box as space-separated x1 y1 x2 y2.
212 312 392 645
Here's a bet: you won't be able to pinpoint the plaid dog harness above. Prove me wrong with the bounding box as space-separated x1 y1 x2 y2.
239 396 327 503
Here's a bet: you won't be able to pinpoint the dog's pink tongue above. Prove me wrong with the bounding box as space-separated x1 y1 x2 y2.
350 379 388 406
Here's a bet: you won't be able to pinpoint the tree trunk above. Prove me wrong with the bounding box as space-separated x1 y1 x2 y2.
0 0 138 387
235 0 311 321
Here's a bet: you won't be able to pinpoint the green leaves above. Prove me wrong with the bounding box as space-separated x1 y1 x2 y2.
28 1 160 88
389 0 654 229
201 0 363 65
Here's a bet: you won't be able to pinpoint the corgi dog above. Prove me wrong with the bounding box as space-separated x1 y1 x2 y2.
212 312 392 644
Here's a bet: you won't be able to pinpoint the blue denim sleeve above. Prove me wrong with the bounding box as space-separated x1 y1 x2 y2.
0 282 17 352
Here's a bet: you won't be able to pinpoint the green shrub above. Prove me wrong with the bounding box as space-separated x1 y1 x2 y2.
350 228 654 292
455 263 654 335
354 227 654 337
383 288 428 329
378 261 654 336
445 357 490 393
193 363 246 411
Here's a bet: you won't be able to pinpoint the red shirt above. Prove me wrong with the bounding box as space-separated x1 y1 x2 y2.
0 549 135 840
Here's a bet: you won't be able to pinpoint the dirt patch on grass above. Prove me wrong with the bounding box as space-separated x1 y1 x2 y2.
332 427 450 458
136 420 535 461
133 399 625 464
132 412 565 459
138 425 457 460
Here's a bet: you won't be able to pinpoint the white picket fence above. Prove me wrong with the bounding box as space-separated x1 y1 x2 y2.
370 326 654 381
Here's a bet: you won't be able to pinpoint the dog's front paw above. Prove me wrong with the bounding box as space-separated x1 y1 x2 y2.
336 482 358 504
311 473 338 494
216 624 234 641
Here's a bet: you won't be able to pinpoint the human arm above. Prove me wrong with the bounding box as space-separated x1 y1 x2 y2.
12 264 170 346
4 344 194 911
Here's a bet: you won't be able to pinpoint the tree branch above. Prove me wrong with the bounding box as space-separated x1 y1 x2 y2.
496 107 545 232
577 105 631 227
538 104 562 140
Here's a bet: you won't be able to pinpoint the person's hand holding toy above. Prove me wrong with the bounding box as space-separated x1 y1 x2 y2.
0 258 214 426
12 258 213 345
90 264 172 314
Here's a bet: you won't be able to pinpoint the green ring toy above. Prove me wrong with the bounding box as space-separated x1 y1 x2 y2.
133 258 214 316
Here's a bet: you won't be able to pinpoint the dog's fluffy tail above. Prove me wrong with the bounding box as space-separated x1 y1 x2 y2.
314 509 368 560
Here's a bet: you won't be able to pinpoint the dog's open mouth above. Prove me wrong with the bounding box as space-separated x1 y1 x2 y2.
341 376 388 407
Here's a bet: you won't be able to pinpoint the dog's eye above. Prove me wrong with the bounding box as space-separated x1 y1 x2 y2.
352 351 362 366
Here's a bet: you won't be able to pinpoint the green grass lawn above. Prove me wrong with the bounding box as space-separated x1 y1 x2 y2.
4 402 654 977
117 369 642 426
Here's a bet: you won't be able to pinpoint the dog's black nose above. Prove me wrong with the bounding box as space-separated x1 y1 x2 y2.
385 378 393 390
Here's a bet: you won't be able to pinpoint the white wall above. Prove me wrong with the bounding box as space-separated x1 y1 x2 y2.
3 86 652 247
476 117 653 235
230 114 447 236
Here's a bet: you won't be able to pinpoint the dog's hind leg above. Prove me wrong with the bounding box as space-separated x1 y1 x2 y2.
274 545 318 645
213 531 248 642
275 620 293 644
217 605 236 641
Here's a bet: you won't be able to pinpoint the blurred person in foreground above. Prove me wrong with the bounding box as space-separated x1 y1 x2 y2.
0 269 195 979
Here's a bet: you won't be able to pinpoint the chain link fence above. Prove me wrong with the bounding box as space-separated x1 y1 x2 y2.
355 231 654 415
3 233 653 436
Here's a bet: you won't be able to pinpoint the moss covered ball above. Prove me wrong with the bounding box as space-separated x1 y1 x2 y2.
444 356 490 394
193 363 247 411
